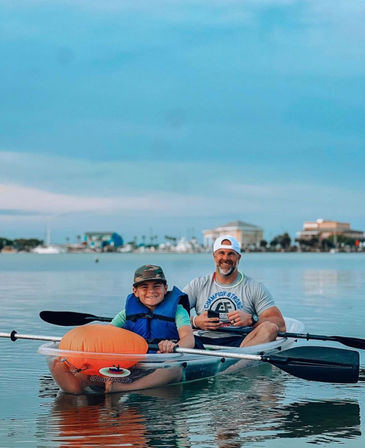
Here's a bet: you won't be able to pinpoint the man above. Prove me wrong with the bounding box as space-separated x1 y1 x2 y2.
183 235 286 347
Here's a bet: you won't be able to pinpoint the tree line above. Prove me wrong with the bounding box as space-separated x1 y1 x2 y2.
260 232 292 250
0 238 43 252
260 233 363 251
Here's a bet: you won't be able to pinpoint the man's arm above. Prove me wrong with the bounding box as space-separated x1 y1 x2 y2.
257 306 286 332
182 280 196 310
183 280 198 328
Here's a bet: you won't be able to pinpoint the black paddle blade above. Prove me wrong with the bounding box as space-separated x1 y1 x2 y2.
264 346 359 384
334 336 365 350
40 311 112 326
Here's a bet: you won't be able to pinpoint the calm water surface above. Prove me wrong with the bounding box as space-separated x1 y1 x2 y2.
0 253 365 447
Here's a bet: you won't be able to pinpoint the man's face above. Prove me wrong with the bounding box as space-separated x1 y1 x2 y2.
213 241 241 276
133 280 168 310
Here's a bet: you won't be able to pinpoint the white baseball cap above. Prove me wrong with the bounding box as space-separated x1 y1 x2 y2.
213 235 241 254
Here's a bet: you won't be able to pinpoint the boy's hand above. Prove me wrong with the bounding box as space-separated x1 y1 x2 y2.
157 340 177 353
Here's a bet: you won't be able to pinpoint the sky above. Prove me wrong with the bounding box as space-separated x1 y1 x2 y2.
1 0 365 244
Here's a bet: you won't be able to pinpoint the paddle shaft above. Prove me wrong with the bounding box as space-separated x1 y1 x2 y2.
217 327 365 350
0 330 283 363
175 346 261 361
219 326 352 341
282 331 353 344
0 330 262 361
1 329 359 383
0 329 352 364
0 331 61 342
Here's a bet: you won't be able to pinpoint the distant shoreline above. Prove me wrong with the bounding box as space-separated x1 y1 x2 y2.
1 248 365 255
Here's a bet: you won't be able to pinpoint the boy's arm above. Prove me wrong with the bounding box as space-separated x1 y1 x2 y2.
110 310 126 327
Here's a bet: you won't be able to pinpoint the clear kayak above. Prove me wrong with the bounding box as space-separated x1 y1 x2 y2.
38 317 305 394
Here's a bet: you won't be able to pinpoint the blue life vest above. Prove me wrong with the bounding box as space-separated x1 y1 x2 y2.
122 286 190 344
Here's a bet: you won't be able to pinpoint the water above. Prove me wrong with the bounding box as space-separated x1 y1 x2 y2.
0 252 365 447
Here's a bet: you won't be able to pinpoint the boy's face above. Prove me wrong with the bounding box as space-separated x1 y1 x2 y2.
133 280 168 310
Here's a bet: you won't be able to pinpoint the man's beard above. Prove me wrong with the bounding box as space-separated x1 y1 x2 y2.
217 265 236 276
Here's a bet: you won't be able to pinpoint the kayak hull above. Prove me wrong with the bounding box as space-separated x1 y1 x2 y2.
38 317 304 394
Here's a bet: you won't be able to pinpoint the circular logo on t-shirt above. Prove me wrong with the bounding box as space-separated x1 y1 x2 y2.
210 297 237 322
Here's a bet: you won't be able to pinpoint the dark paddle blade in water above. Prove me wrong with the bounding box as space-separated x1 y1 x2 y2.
173 345 360 384
331 335 365 350
264 346 359 384
40 310 112 326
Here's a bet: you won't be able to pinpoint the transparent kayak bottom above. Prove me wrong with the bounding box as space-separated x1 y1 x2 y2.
38 318 304 394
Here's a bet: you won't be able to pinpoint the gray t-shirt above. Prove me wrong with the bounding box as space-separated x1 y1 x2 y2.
183 272 275 322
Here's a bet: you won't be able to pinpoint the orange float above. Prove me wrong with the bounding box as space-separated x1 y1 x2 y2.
59 324 148 376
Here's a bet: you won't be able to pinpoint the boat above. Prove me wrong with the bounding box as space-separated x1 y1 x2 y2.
38 317 305 394
32 226 65 254
32 245 64 254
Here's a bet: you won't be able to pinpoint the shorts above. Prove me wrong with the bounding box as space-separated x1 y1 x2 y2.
195 333 246 348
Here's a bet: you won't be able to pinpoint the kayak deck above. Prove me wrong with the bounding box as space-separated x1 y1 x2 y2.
38 317 304 394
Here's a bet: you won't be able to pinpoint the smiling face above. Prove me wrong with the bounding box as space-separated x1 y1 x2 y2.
213 240 241 276
133 280 168 310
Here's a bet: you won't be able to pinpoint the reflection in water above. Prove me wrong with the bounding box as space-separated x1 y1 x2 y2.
274 401 361 440
38 391 149 447
302 269 362 299
38 377 192 447
37 367 361 447
51 394 148 447
207 368 361 446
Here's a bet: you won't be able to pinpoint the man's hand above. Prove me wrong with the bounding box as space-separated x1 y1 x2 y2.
194 311 223 331
227 310 253 327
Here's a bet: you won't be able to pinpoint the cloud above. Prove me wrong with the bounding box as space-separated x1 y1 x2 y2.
0 179 226 220
1 178 364 227
0 183 167 215
1 164 364 242
1 150 365 221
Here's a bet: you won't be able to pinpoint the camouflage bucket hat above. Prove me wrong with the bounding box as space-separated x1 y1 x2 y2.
133 264 166 287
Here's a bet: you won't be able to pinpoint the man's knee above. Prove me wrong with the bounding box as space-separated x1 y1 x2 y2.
257 321 279 341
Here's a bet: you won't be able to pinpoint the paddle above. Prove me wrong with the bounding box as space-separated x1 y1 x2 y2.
215 327 365 350
173 345 360 384
40 311 112 326
0 331 360 384
0 330 61 342
40 310 365 350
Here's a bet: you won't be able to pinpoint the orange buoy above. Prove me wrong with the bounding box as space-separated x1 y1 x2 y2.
59 324 148 376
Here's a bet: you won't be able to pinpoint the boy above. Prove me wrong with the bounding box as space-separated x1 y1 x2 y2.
112 264 195 353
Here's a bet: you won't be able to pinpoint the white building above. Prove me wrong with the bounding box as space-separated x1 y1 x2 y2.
83 231 123 250
203 220 264 250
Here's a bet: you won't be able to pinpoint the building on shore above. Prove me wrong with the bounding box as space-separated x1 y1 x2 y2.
203 220 264 251
297 219 364 244
83 232 124 251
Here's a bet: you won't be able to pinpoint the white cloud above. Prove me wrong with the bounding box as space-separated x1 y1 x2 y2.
0 183 166 215
0 181 227 220
1 149 364 243
2 179 361 221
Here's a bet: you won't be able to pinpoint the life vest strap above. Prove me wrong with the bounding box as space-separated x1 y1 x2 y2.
126 312 175 323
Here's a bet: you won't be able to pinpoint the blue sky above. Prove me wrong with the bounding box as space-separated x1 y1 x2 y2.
1 0 365 244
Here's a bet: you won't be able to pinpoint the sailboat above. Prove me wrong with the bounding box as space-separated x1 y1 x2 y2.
32 227 64 254
329 233 339 254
